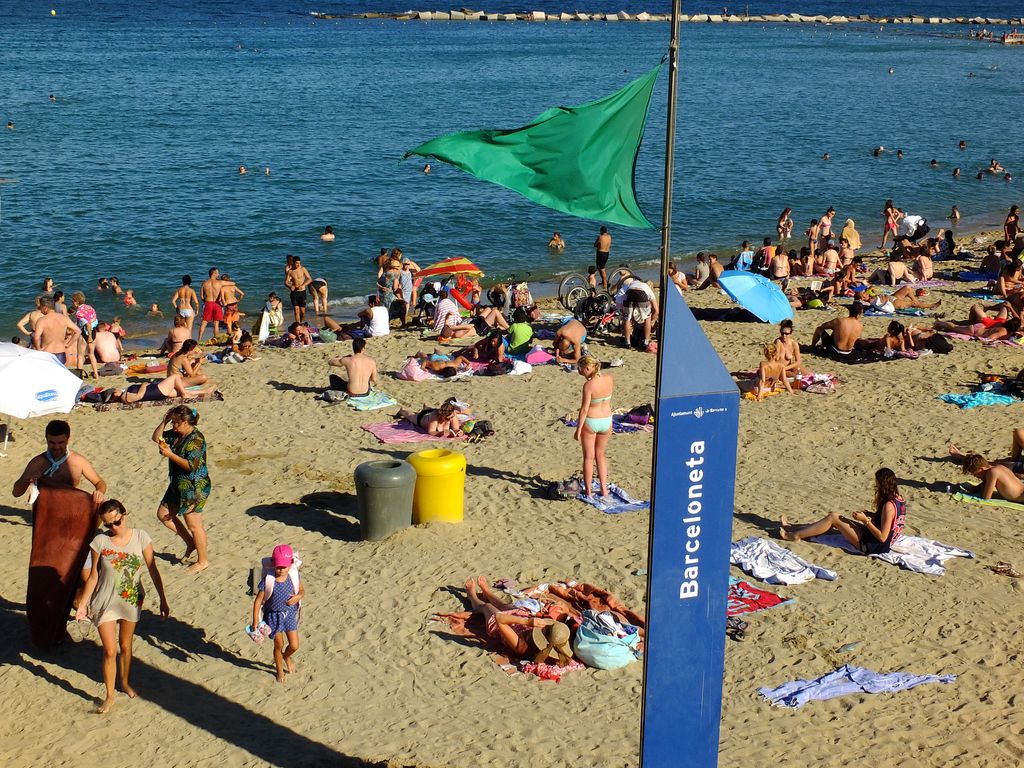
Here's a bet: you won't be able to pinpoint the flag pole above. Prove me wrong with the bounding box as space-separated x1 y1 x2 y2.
640 0 681 762
658 0 681 285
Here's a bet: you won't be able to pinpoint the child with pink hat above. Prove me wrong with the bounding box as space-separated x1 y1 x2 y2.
250 544 304 682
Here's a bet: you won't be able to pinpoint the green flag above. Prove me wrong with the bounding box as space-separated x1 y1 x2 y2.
404 64 660 229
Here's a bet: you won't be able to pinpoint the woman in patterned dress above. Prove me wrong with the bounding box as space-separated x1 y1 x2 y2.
153 404 212 573
76 499 169 713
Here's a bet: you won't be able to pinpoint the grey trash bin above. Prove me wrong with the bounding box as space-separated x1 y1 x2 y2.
354 459 416 541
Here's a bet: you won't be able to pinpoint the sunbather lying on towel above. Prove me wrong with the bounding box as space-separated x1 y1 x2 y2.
949 431 1024 477
464 577 573 666
957 453 1024 502
412 352 471 378
545 582 646 634
922 305 1021 341
780 468 906 555
108 373 217 404
394 402 462 438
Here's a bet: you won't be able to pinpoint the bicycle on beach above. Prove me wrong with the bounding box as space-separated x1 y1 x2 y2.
557 264 636 310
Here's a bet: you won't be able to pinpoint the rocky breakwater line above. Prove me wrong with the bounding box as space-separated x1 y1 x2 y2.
312 10 1023 25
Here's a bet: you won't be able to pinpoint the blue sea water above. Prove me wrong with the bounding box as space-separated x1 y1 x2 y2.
2 1 1024 337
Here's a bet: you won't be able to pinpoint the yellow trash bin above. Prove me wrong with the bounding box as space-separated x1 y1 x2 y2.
408 448 466 524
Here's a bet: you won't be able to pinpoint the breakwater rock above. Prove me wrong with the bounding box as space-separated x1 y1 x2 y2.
311 10 1022 25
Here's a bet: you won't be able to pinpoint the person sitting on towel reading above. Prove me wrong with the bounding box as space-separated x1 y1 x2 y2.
779 468 906 555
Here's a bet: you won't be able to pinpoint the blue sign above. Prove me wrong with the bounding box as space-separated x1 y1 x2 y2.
34 389 59 402
641 288 739 767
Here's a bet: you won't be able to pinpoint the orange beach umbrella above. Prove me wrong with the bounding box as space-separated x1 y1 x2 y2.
414 256 484 280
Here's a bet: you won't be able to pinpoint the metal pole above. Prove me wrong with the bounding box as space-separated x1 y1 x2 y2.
658 0 681 310
640 0 682 762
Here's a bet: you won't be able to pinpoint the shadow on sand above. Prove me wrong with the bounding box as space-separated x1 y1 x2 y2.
0 595 391 768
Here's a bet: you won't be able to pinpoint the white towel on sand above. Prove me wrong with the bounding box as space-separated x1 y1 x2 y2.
730 537 838 585
812 534 974 576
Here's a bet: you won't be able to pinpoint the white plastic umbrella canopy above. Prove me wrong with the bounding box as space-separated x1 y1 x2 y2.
0 343 83 419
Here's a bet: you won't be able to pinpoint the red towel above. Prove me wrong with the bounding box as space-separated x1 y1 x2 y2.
727 578 793 617
27 482 96 648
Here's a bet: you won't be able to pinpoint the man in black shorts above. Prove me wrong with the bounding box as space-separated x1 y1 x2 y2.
594 225 612 291
284 255 312 323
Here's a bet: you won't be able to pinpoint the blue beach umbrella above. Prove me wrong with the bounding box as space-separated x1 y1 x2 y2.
717 272 794 324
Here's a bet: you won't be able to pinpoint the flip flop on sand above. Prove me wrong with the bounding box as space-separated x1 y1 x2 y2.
987 561 1023 577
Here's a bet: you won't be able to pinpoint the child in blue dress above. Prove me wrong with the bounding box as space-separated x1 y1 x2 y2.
251 544 304 682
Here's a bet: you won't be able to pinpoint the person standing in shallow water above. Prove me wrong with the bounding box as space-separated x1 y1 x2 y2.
76 499 169 714
153 405 211 573
593 226 612 291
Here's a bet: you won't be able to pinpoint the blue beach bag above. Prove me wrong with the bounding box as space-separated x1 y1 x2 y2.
572 610 642 670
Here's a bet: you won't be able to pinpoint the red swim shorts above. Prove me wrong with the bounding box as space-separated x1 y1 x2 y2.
202 301 224 322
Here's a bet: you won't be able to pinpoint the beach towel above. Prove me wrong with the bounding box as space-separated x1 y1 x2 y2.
346 391 398 411
92 389 224 412
799 344 889 365
941 332 1024 347
397 357 475 382
956 271 997 283
727 576 794 617
524 348 554 365
864 307 929 317
730 536 838 585
577 481 649 514
963 292 998 300
938 392 1019 409
509 360 533 375
561 415 654 434
812 534 974 576
361 421 467 445
759 664 955 709
952 491 1024 511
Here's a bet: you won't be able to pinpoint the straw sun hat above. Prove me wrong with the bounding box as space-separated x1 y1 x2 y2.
531 621 574 665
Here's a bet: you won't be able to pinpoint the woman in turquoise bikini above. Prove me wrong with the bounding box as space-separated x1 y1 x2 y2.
574 356 614 499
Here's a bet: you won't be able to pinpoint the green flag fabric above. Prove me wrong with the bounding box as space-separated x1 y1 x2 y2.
403 65 660 229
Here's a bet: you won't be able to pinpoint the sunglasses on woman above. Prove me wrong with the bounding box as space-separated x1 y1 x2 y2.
105 515 125 531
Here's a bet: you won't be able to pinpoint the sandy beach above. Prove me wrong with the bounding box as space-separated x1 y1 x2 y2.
2 237 1024 767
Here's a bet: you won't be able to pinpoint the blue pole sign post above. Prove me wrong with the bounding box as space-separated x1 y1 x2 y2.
640 287 739 766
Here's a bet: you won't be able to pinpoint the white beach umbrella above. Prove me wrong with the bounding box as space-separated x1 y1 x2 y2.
0 343 83 420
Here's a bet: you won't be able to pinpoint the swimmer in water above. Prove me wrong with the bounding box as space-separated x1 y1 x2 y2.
49 94 56 103
959 140 967 150
5 121 13 130
264 166 270 175
822 152 830 161
320 225 335 242
148 303 163 318
888 67 894 74
896 149 904 160
423 163 431 174
239 165 247 175
872 146 884 157
953 167 960 178
930 159 938 168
